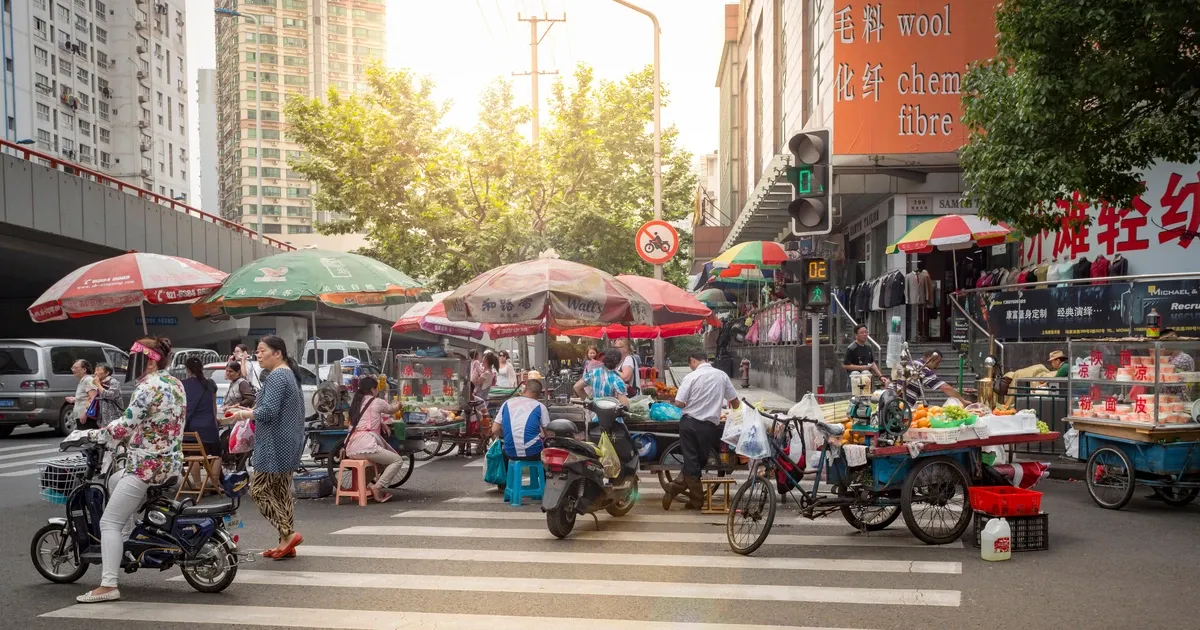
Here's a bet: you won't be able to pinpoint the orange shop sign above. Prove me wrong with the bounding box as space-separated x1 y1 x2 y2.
832 1 997 155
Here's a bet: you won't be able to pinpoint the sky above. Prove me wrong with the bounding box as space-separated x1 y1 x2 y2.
186 0 728 208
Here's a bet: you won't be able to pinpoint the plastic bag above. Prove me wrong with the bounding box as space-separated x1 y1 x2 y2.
597 432 621 478
1063 428 1079 460
787 426 805 465
735 411 771 460
483 439 507 486
627 396 651 419
721 406 748 446
228 419 255 454
649 402 682 422
787 393 824 422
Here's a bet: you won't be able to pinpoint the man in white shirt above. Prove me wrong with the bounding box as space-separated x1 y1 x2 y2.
663 352 740 510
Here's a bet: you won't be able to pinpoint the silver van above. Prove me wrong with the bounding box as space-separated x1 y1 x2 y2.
0 339 133 437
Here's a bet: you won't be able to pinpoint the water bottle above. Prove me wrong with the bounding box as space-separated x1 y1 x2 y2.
980 517 1012 561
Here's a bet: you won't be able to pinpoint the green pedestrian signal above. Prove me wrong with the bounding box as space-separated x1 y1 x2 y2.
805 284 829 310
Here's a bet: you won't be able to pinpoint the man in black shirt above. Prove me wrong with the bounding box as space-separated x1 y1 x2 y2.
843 325 885 385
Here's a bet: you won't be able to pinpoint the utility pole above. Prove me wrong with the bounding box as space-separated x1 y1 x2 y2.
512 13 565 145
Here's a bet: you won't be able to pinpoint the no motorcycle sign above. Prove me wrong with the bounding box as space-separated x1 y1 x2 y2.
636 220 679 265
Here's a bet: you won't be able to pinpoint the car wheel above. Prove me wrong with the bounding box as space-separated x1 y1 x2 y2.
54 406 76 437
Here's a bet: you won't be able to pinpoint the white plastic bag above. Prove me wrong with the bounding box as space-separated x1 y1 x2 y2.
1063 428 1080 460
735 410 772 460
721 406 747 447
787 427 805 465
787 394 824 422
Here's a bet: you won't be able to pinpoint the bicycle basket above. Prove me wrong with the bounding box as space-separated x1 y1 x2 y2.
38 455 89 504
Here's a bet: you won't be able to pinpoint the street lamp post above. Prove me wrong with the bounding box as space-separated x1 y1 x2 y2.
612 0 664 372
215 7 263 241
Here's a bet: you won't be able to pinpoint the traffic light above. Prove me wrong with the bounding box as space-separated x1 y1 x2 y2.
782 257 830 311
786 129 833 237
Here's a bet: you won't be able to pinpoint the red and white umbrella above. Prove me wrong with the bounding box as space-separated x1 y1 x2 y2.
29 252 228 330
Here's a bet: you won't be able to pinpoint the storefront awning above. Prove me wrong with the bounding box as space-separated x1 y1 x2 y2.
721 154 794 251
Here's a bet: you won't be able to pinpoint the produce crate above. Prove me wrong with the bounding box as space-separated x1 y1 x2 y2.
971 513 1049 552
969 485 1043 516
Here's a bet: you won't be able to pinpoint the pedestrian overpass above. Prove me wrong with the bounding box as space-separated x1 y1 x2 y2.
0 141 411 352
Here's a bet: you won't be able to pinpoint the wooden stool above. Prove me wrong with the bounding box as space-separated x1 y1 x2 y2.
700 477 737 514
177 432 223 501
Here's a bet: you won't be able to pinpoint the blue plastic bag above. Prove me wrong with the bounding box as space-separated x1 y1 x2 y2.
649 402 683 422
484 440 507 486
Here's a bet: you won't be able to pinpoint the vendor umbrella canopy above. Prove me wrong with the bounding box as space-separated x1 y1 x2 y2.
30 252 228 332
886 215 1013 254
443 258 652 329
392 292 542 340
696 288 735 310
710 240 788 273
191 250 427 318
559 275 717 340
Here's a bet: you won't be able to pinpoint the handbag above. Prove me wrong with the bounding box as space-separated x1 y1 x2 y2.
84 396 101 421
483 439 507 486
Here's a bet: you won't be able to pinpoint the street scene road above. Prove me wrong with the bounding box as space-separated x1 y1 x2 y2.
3 446 1197 630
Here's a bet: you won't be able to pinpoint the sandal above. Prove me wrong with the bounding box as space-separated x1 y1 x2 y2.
375 492 394 504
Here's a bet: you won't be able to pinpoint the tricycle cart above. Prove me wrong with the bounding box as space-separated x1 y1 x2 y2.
392 355 483 459
725 404 1059 554
305 421 428 489
1061 338 1200 509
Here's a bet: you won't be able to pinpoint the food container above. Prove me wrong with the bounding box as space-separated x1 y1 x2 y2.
988 413 1039 435
929 427 961 444
905 427 934 442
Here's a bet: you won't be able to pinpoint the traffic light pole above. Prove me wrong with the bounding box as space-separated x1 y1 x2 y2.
810 313 820 396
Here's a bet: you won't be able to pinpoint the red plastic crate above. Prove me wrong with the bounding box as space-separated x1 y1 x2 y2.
969 486 1043 517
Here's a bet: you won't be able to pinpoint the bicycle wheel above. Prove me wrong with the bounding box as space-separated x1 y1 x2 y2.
726 472 777 556
385 453 416 489
1159 486 1199 507
901 456 973 545
840 490 901 531
1086 446 1135 510
656 441 685 491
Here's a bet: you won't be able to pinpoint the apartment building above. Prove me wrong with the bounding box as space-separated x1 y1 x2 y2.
3 0 191 200
214 0 385 242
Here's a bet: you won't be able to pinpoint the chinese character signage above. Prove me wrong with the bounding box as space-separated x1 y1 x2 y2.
832 1 997 155
1020 160 1200 274
974 279 1200 338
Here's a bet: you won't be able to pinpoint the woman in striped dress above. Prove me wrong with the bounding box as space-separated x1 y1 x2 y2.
228 336 306 559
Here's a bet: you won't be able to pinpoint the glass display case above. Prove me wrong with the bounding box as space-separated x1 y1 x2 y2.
1065 339 1200 430
393 355 469 412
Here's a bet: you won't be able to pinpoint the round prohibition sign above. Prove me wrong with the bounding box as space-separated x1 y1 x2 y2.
636 220 679 265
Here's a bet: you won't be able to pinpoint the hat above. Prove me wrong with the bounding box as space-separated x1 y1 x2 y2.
525 370 543 380
1048 350 1067 362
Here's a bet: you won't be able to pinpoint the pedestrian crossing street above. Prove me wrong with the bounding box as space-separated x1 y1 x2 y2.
40 463 973 630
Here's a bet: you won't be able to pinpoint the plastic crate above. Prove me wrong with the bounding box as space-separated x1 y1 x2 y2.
970 485 1043 516
971 513 1049 552
293 470 333 499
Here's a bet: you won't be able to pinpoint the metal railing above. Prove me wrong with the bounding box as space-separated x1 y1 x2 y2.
832 293 881 352
1004 379 1070 456
0 138 295 251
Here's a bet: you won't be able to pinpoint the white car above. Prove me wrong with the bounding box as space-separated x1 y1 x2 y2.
204 362 319 419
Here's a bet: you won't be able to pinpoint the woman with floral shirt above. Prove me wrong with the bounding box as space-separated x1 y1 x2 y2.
76 337 185 604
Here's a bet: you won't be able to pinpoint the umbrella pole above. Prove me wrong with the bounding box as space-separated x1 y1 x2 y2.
382 327 393 374
311 310 320 380
952 249 960 292
139 302 149 336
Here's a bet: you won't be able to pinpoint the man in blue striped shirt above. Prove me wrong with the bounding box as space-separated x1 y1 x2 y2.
492 379 551 460
573 348 631 405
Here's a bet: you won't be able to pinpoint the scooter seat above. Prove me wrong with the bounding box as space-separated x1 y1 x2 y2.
545 436 598 458
179 500 235 517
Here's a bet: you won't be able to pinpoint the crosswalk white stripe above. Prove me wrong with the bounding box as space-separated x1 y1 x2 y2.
42 602 874 630
0 447 62 462
0 468 44 477
169 569 961 607
0 442 58 454
444 496 502 503
392 509 854 528
0 454 71 470
294 544 962 574
334 525 962 548
463 459 484 467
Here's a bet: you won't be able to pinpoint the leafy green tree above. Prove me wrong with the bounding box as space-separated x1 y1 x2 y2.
285 62 696 289
961 0 1200 235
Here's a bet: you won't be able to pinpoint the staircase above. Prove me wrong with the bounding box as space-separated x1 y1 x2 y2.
903 342 978 403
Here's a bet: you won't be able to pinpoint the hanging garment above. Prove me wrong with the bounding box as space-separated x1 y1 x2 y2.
884 271 907 308
1109 255 1129 277
1034 264 1049 283
918 270 933 304
1090 256 1110 285
905 271 922 305
1072 257 1092 281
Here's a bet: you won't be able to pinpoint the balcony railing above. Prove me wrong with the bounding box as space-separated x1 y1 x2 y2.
0 138 295 251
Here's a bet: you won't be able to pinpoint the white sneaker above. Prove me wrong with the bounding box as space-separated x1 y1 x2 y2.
76 588 121 603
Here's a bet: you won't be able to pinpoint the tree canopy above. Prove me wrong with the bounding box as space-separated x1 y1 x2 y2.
960 0 1200 235
285 63 696 289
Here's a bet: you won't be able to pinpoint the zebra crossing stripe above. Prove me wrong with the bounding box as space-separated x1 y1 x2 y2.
294 544 962 574
0 447 62 462
391 508 855 528
42 602 877 629
171 569 962 607
333 525 963 548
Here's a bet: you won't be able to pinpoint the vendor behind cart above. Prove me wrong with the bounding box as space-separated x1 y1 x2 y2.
345 378 404 503
572 348 630 406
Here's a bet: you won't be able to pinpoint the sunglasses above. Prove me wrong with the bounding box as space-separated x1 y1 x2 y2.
129 342 163 362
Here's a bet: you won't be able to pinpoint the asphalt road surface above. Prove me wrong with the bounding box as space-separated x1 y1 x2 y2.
1 442 1197 630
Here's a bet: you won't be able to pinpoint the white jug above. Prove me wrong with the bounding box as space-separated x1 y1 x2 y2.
980 517 1012 561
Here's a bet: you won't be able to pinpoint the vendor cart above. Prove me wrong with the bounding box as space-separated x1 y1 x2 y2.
391 355 486 459
1061 338 1200 510
725 404 1060 554
305 421 427 489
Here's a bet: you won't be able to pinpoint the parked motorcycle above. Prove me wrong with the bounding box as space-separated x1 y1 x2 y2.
541 397 640 538
30 433 250 593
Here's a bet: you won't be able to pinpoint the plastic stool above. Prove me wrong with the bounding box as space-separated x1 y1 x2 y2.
503 460 545 506
334 458 378 507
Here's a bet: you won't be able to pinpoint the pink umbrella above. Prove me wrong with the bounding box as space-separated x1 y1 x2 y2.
393 292 543 340
29 252 228 333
